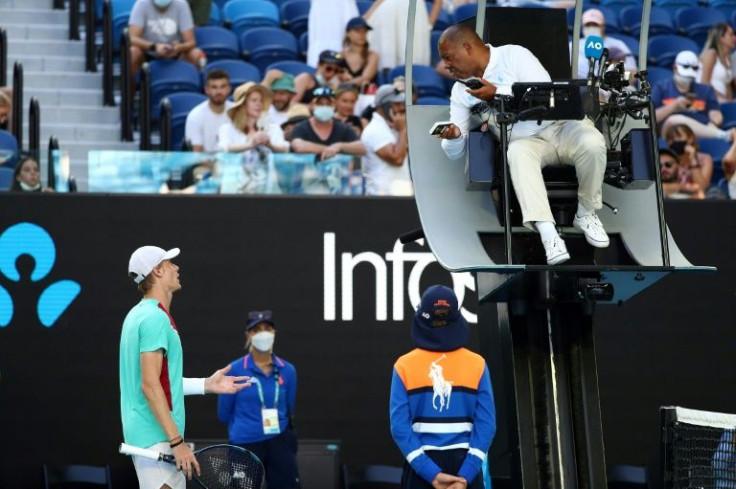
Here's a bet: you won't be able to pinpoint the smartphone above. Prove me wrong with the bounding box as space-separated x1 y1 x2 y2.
459 77 484 90
429 121 454 136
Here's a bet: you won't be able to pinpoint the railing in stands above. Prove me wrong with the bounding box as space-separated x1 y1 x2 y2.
0 28 6 88
29 97 40 159
160 98 172 151
48 136 59 190
139 63 152 150
121 28 133 141
70 0 80 40
102 0 114 106
85 0 96 72
11 62 23 147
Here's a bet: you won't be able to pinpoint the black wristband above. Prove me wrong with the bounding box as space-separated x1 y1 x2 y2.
170 438 184 449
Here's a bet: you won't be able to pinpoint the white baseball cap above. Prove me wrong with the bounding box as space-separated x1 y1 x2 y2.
128 246 180 284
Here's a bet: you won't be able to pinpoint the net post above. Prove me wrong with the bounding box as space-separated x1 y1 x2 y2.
660 406 675 489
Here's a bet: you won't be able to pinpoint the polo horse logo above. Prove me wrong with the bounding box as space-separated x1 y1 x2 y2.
429 354 453 412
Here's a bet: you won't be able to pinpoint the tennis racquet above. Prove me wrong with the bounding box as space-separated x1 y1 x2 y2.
119 442 265 489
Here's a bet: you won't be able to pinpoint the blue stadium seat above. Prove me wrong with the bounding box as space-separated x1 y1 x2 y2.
0 130 18 168
428 2 452 31
0 167 13 190
567 6 622 35
674 7 728 47
161 92 208 150
356 1 373 16
299 31 308 60
608 34 640 61
111 0 136 52
147 60 202 116
213 0 229 8
647 35 700 67
204 59 261 88
697 138 731 164
597 0 637 28
266 60 315 77
281 0 310 38
417 96 450 105
645 66 673 86
223 0 280 38
195 26 239 62
431 30 443 66
619 6 675 37
209 3 222 26
388 65 447 98
653 0 699 17
240 27 299 72
455 3 481 22
710 0 736 18
720 102 736 130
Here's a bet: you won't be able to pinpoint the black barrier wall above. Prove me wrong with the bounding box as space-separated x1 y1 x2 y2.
0 195 734 488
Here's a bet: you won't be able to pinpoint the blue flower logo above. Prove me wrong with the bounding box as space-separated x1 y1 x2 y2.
0 223 81 327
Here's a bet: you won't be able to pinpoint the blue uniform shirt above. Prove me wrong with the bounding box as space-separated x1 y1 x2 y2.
652 79 719 125
218 354 297 444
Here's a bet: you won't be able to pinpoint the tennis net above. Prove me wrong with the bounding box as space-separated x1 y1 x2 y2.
661 406 736 489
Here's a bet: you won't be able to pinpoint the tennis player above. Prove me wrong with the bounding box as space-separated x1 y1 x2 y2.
120 245 250 489
390 285 496 489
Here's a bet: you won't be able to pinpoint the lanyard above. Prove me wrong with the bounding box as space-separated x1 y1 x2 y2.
253 368 280 409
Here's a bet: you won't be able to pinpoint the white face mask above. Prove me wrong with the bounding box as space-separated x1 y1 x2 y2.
583 26 603 38
251 331 275 352
153 0 172 8
673 73 694 88
313 106 335 122
19 181 41 191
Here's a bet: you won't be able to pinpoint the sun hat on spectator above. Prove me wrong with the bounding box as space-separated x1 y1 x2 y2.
271 74 296 94
374 84 406 107
280 104 311 129
227 82 271 119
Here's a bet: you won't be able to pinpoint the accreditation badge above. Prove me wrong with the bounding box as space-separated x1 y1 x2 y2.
261 408 281 435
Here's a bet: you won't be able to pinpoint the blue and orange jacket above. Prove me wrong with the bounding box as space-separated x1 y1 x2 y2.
389 347 496 484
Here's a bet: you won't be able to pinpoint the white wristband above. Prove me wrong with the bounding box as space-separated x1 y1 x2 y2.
182 377 205 395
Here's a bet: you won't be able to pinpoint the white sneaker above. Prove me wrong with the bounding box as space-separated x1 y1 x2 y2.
573 213 610 248
543 235 570 265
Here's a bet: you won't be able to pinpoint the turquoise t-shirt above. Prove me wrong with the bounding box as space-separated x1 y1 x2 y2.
119 298 185 448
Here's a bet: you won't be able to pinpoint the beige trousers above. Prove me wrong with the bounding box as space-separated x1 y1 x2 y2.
506 118 607 229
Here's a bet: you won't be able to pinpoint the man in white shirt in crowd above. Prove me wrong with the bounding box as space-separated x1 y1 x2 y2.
571 8 636 79
185 69 233 152
435 25 609 265
360 84 412 196
266 74 296 127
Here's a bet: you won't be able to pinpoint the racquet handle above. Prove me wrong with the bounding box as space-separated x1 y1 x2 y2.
119 443 174 463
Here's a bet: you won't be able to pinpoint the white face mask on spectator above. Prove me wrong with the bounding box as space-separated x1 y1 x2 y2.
153 0 172 8
583 26 603 38
673 73 695 87
19 181 41 191
313 106 335 122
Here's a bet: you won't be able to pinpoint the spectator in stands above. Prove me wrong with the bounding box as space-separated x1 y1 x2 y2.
341 17 380 89
128 0 205 80
570 9 636 80
185 69 232 153
659 147 701 199
187 0 211 26
295 51 349 104
307 0 358 67
262 74 296 127
365 0 443 71
0 90 11 132
334 83 365 137
698 23 736 103
280 104 311 142
654 51 734 142
290 87 366 161
9 156 50 192
360 84 412 196
664 123 713 198
218 83 289 193
721 135 736 196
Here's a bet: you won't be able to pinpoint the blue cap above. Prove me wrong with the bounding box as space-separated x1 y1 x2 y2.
416 285 461 327
246 310 275 331
346 17 372 31
411 285 468 352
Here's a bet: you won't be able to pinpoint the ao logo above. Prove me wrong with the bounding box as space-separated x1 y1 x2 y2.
586 40 604 51
0 223 81 328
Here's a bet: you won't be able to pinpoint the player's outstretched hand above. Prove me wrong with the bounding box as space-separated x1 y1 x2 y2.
466 78 497 102
204 364 251 394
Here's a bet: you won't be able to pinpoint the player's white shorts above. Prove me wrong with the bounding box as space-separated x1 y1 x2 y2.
132 441 185 489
